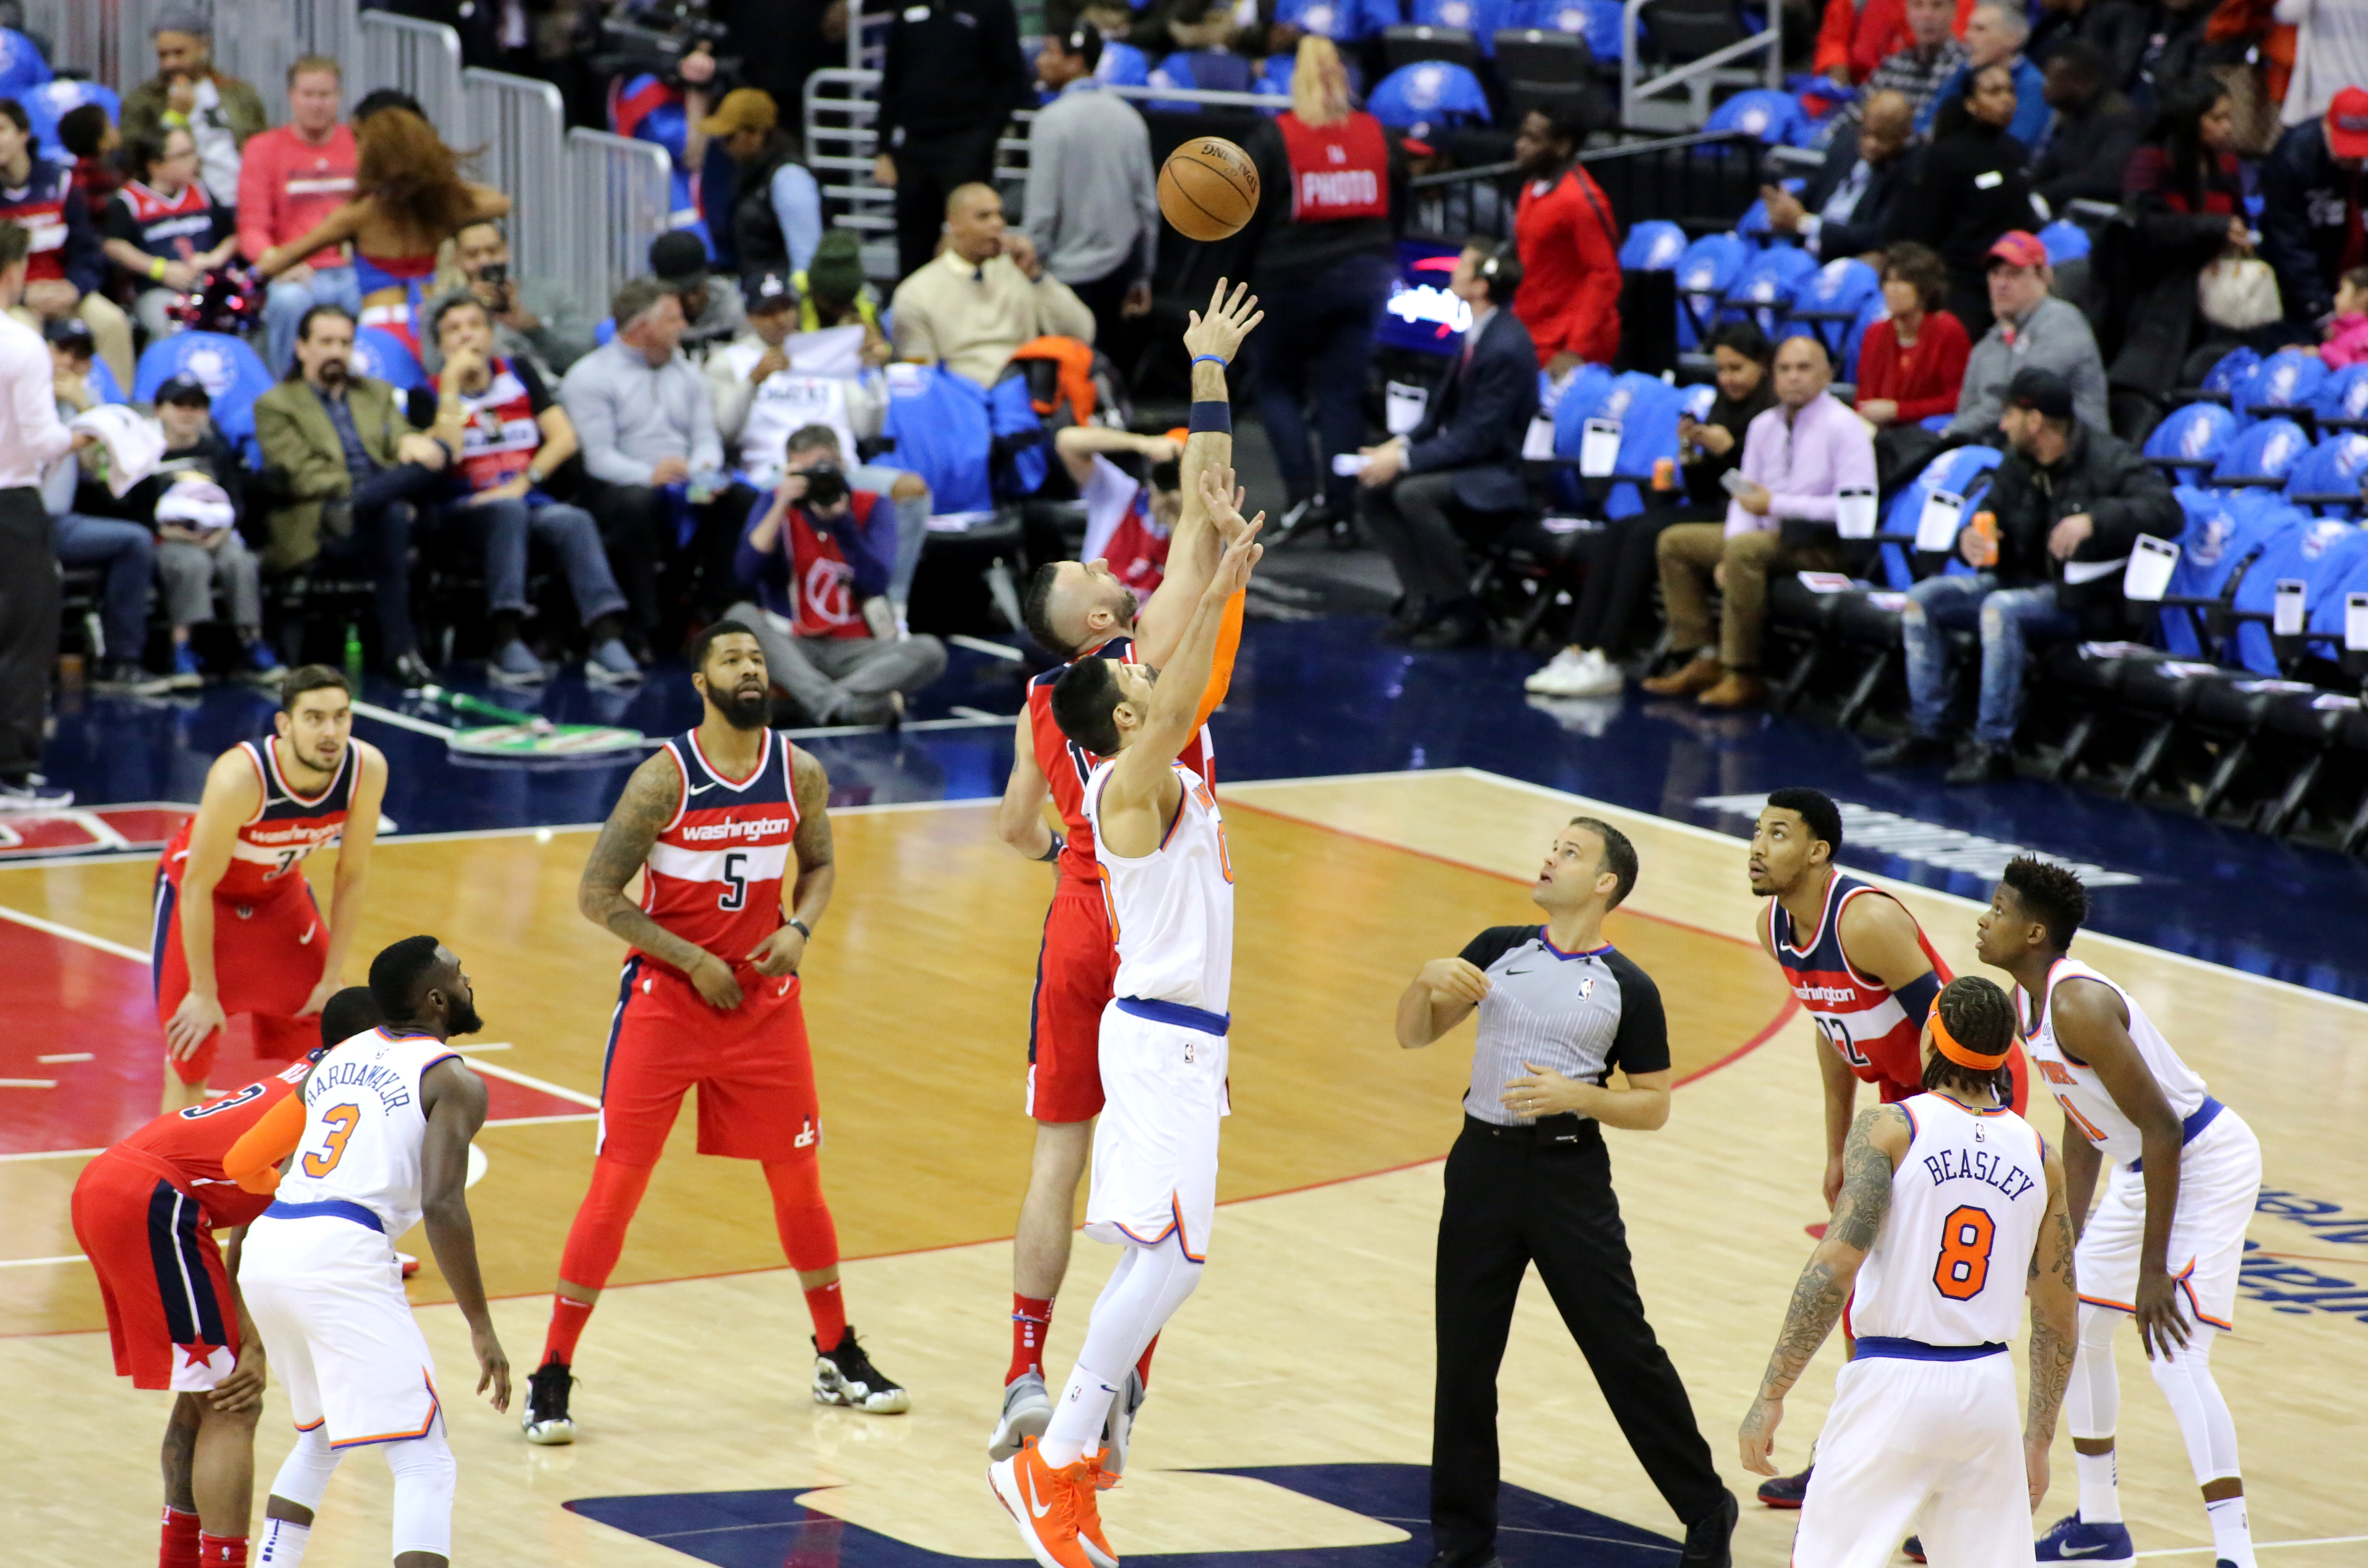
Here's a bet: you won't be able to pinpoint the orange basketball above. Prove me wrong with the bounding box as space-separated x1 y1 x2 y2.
1159 137 1260 242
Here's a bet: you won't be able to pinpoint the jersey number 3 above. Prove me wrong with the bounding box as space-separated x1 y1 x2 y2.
1933 1204 1996 1300
302 1103 361 1178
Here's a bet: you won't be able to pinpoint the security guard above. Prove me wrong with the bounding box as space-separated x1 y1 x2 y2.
1397 815 1738 1568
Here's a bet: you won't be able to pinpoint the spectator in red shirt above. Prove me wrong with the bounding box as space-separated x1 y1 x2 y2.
236 55 358 375
1853 241 1970 429
1511 105 1622 377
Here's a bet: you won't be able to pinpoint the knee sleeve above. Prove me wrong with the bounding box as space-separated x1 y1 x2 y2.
763 1156 840 1274
2146 1331 2241 1485
383 1417 458 1560
556 1157 654 1293
266 1424 341 1514
2065 1302 2123 1442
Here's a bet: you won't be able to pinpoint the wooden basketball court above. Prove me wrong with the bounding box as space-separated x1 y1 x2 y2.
4 770 2361 1563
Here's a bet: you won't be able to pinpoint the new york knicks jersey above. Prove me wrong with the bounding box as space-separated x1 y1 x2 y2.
639 728 802 973
1028 633 1213 879
1085 759 1234 1015
1768 872 1953 1096
1851 1093 2048 1347
271 1028 461 1239
2020 958 2209 1166
163 738 356 901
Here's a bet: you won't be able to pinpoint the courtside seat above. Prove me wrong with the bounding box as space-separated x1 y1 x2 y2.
2142 401 2238 481
2208 418 2311 490
1511 0 1628 61
2285 433 2368 517
2312 362 2368 433
1673 232 1747 349
1785 257 1882 363
2171 346 2258 411
2036 218 2090 264
1619 219 1688 271
1721 245 1818 337
1413 0 1513 51
1703 88 1809 146
2232 349 2329 434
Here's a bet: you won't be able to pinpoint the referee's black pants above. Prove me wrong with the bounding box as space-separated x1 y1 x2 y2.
1432 1114 1727 1559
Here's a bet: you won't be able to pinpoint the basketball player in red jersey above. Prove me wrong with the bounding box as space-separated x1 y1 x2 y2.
156 667 389 1114
520 621 906 1444
989 282 1262 1465
1745 784 2027 1515
71 985 382 1568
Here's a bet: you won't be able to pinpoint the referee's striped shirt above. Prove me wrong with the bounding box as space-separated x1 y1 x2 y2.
1458 926 1670 1127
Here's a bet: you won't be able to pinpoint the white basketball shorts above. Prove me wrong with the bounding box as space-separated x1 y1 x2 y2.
1084 999 1230 1262
2078 1108 2261 1331
1795 1349 2033 1568
241 1212 442 1448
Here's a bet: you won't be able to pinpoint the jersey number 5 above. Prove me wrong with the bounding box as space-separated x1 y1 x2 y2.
1933 1203 1996 1300
302 1103 361 1178
719 851 748 911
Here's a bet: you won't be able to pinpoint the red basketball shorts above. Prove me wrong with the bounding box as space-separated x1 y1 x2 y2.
1027 875 1119 1124
70 1147 240 1391
597 955 821 1167
152 872 328 1085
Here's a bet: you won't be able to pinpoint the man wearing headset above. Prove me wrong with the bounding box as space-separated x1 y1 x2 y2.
1354 239 1538 650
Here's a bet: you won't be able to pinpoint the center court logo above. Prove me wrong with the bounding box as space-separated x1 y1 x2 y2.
1694 794 2142 887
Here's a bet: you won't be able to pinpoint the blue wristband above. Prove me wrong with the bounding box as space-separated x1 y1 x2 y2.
1191 354 1228 369
1188 400 1232 434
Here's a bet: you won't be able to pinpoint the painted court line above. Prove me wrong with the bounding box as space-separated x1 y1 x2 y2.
0 902 149 964
0 1078 57 1089
36 1053 93 1063
2136 1536 2368 1557
465 1058 600 1108
348 699 458 740
0 1256 86 1269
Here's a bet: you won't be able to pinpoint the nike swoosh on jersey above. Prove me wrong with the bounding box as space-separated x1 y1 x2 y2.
298 922 318 945
686 782 719 795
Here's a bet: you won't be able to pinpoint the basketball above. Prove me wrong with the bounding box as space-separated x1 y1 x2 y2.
1159 137 1260 241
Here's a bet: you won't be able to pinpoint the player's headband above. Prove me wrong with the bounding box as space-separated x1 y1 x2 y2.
1929 1009 2009 1071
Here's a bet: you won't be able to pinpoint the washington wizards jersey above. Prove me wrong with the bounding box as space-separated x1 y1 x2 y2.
1768 872 1953 1100
638 728 802 972
1026 633 1213 881
163 738 356 902
118 1058 311 1228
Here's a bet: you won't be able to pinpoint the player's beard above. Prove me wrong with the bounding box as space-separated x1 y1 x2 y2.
717 682 769 731
445 991 485 1038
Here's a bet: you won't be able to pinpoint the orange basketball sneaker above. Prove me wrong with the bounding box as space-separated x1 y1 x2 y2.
989 1436 1115 1568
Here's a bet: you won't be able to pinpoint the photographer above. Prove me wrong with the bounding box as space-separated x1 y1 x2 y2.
451 220 596 378
103 127 240 343
726 425 947 727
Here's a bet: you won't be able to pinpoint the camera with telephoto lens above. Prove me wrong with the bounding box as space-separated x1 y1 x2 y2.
798 462 850 511
589 0 739 91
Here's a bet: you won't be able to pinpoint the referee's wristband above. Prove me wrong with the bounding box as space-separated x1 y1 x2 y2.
1188 399 1232 435
786 917 813 939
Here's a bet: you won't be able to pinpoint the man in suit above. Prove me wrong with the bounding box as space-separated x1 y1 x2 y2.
255 304 455 684
1356 241 1539 649
1759 90 1921 261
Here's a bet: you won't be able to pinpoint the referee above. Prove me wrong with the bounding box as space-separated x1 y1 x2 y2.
1397 816 1737 1568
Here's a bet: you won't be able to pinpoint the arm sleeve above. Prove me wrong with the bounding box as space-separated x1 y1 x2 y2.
1131 117 1159 285
774 163 824 273
1604 952 1672 1076
1814 0 1855 76
990 0 1034 117
223 1093 308 1193
1891 967 1941 1031
733 500 788 590
877 18 906 142
9 333 72 466
889 278 939 364
1189 592 1244 731
1458 925 1539 971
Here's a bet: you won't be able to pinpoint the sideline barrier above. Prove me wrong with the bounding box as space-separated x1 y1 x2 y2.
565 128 670 315
463 67 567 291
356 9 462 134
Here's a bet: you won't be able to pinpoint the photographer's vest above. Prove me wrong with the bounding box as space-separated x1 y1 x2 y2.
1277 110 1388 223
786 490 885 640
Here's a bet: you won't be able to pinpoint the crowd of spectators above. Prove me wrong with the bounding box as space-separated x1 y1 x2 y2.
0 0 2361 813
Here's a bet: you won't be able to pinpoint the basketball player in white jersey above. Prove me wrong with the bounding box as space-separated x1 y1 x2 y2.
1976 858 2265 1568
988 472 1261 1568
240 936 509 1568
1740 976 2078 1568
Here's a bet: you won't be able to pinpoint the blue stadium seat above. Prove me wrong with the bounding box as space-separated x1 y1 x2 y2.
1368 60 1494 128
1619 219 1686 271
1512 0 1626 59
2312 362 2368 431
1721 244 1819 337
2229 513 2368 674
1878 443 2002 588
1784 257 1880 361
1149 49 1256 110
348 327 426 393
2231 348 2329 426
85 357 124 407
2142 401 2239 479
2157 486 2289 655
1415 0 1514 51
1551 369 1682 518
2307 541 2368 648
1096 41 1153 88
1703 89 1807 146
1679 382 1716 421
2035 219 2089 265
24 79 117 160
132 333 275 462
1276 0 1396 42
2193 345 2258 409
1674 232 1747 350
0 28 51 100
2210 418 2311 490
2285 434 2368 517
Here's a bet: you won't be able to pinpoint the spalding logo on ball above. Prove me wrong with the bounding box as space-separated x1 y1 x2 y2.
1159 137 1260 242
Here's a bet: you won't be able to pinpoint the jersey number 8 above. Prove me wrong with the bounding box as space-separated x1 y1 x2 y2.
1932 1203 1996 1300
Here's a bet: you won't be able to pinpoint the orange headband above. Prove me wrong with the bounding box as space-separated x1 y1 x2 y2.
1931 1008 2010 1071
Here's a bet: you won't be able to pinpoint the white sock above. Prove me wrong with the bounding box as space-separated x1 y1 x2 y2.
2076 1449 2123 1525
2207 1496 2254 1568
256 1517 310 1567
1040 1363 1122 1469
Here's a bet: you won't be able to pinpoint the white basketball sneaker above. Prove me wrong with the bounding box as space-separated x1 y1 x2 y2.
991 1370 1054 1460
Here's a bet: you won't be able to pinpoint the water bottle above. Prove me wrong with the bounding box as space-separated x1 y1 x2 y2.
343 621 364 681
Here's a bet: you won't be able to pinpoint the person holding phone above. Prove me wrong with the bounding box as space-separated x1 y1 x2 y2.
1867 368 2180 785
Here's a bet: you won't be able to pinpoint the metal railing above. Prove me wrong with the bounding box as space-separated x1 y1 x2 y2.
1619 0 1782 132
356 10 463 135
564 128 670 317
17 0 103 90
462 68 567 292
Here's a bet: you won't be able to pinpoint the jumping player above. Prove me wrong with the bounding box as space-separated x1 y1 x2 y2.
1740 977 2079 1568
991 281 1260 1464
241 938 509 1568
1977 858 2265 1568
1747 785 2027 1509
520 621 905 1444
70 986 381 1568
156 665 388 1113
989 472 1261 1568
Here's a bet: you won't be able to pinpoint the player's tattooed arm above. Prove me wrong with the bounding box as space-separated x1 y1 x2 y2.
578 751 714 978
787 745 836 927
2026 1140 2080 1443
1752 1108 1901 1398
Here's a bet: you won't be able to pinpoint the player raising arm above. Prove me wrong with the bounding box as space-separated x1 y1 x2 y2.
1741 977 2078 1568
156 667 387 1112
